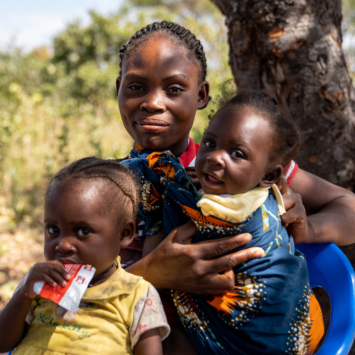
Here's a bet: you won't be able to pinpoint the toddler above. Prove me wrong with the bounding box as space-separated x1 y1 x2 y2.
0 158 170 355
124 91 324 354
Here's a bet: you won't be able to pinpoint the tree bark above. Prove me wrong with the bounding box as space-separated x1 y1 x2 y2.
211 0 355 189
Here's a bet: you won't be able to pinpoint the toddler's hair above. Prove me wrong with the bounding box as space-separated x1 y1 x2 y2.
46 157 140 219
216 90 300 167
119 21 208 84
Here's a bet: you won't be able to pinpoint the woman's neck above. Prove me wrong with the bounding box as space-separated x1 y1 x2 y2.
161 136 190 157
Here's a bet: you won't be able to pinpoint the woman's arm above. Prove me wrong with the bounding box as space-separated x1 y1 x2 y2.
126 222 264 293
288 168 355 245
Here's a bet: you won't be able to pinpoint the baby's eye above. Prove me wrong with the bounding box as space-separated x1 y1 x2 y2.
78 228 91 237
230 151 244 159
47 226 60 235
204 140 216 148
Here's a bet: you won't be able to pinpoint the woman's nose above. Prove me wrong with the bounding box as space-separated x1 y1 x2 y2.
206 150 226 167
55 236 76 253
140 89 166 113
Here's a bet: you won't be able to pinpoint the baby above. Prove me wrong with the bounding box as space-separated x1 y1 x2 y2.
125 91 324 354
0 158 170 355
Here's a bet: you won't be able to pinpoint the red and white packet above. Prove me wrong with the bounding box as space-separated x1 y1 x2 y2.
33 264 96 313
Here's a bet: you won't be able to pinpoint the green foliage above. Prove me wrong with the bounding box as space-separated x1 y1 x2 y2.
0 0 231 230
342 0 355 82
343 0 355 34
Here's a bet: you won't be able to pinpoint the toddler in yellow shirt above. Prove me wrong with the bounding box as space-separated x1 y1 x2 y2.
0 157 170 355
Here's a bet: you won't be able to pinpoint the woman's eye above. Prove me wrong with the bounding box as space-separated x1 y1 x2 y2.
167 86 183 93
78 228 90 237
204 140 216 148
47 226 60 235
128 84 143 91
231 151 244 159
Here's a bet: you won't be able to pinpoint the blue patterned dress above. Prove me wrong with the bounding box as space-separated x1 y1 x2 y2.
122 145 324 355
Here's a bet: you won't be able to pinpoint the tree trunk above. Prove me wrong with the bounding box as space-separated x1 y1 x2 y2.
211 0 355 351
211 0 355 189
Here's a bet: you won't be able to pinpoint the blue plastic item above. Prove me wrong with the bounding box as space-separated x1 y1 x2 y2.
296 243 355 355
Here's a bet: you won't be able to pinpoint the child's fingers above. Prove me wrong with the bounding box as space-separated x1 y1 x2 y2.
29 262 70 287
44 267 68 287
49 261 71 280
39 273 61 288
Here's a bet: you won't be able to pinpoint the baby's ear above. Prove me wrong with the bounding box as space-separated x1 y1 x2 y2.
259 165 283 188
119 219 135 249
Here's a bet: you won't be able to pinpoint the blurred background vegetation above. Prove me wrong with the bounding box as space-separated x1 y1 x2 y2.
0 0 354 246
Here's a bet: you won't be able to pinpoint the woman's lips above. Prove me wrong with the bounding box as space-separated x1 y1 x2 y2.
136 119 169 132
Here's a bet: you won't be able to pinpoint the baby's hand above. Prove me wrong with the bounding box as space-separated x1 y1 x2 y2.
21 261 71 300
185 167 201 191
280 185 308 243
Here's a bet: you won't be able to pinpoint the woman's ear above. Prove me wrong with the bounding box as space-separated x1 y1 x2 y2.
259 165 283 188
116 76 121 97
197 81 210 110
119 219 135 249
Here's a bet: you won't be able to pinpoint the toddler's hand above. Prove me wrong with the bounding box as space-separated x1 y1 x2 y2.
280 185 309 243
21 261 71 300
185 167 201 191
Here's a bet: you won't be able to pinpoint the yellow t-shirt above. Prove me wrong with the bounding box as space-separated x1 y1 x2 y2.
14 261 154 355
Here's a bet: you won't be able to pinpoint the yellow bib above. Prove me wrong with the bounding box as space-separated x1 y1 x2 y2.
197 185 285 224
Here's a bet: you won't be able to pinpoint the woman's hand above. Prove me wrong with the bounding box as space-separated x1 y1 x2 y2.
280 185 309 244
289 168 355 245
22 261 71 299
131 222 264 295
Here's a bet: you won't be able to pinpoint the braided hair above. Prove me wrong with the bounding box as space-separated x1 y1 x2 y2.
46 157 140 219
215 90 300 167
119 21 208 84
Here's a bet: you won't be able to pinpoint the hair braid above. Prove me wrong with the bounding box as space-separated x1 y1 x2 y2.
47 157 141 219
75 174 137 216
118 21 208 84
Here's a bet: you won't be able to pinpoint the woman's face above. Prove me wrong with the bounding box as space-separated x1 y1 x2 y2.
117 35 209 157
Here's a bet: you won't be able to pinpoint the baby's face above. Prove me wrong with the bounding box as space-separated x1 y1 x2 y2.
196 106 274 195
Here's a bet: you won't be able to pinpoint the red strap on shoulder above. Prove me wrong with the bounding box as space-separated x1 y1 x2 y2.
283 160 298 185
179 137 200 168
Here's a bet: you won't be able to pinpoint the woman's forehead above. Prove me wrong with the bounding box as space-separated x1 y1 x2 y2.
122 35 199 77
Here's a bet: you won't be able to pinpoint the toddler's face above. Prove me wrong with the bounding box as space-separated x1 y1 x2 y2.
44 180 133 278
196 106 274 195
117 35 209 156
